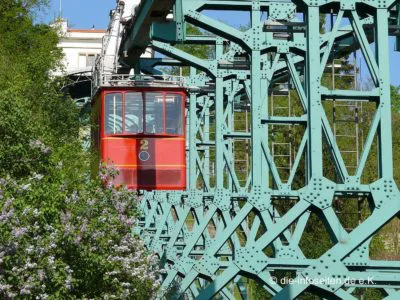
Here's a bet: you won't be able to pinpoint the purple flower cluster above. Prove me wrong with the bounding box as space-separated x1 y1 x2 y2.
0 168 162 298
29 139 51 155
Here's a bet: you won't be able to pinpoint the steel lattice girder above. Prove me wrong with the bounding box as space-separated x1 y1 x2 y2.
130 0 400 299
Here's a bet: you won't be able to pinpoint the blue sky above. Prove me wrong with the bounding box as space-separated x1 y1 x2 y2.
40 0 111 29
42 0 399 86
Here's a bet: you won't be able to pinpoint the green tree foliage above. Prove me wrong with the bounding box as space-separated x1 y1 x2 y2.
0 0 77 179
391 85 400 111
177 24 212 59
0 1 161 298
1 167 161 298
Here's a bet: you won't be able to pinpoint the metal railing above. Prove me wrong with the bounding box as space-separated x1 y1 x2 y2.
92 72 187 96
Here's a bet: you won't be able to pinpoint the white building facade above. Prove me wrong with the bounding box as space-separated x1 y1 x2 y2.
53 1 154 99
54 19 106 76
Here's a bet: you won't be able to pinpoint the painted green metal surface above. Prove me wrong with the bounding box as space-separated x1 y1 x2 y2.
127 0 400 298
396 4 400 51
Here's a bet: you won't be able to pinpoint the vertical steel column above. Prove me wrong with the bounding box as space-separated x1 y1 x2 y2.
306 5 323 179
186 97 190 186
204 96 210 190
251 3 263 187
376 8 393 179
227 84 234 190
189 67 198 189
215 41 225 188
397 4 400 52
261 59 269 188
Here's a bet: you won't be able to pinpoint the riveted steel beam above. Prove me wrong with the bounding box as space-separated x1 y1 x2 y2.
127 0 400 299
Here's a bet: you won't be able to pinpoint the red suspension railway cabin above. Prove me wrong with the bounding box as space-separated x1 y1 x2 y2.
92 86 186 190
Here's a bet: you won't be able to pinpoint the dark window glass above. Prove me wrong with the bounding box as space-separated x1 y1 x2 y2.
145 93 164 134
125 92 143 133
105 93 123 134
165 94 183 135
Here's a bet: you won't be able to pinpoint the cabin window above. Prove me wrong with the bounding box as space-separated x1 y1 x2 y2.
105 93 123 134
125 92 143 133
145 92 164 134
165 94 183 135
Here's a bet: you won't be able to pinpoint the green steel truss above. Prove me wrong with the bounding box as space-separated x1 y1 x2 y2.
124 0 400 298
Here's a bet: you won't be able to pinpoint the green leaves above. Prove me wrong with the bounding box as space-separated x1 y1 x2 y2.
0 16 75 179
0 2 162 298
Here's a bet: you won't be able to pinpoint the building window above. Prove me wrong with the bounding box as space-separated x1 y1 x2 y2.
78 53 96 68
87 54 96 67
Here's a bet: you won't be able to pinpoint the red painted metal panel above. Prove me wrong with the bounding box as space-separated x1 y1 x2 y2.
95 86 187 190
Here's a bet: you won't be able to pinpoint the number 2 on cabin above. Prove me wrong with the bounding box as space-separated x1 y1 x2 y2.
140 139 149 151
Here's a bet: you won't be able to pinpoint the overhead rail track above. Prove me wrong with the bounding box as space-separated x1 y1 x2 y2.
119 0 176 66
